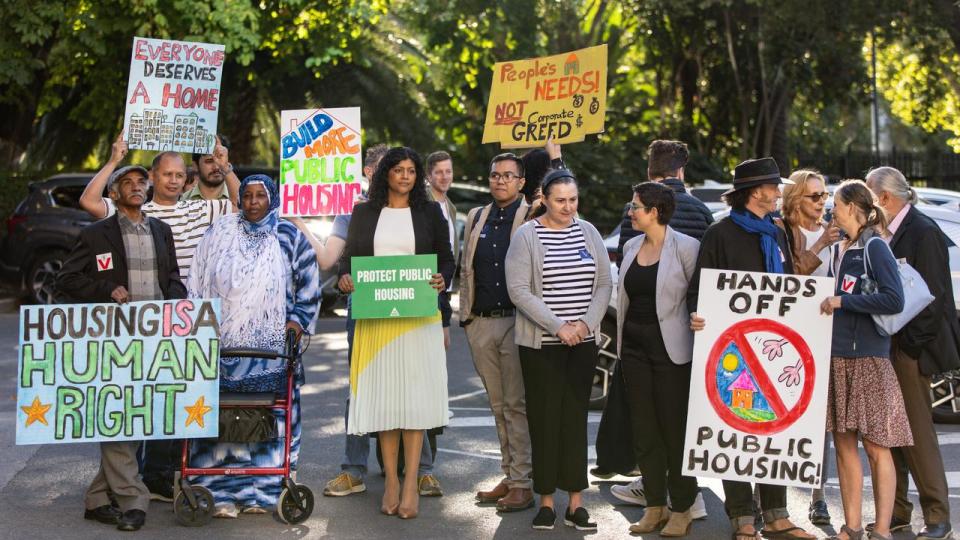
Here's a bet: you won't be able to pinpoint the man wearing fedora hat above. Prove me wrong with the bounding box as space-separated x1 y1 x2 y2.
687 157 815 540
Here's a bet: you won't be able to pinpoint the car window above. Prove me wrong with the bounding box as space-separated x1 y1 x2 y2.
934 218 960 248
690 188 726 203
446 185 491 208
50 185 87 209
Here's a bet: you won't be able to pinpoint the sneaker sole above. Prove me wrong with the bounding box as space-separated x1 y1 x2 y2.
323 484 367 497
610 489 646 505
531 524 554 530
419 490 442 497
916 534 953 540
149 493 173 503
563 519 597 531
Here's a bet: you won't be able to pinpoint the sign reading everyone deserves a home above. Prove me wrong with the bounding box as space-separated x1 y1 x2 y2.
123 36 226 154
682 269 834 489
482 44 608 148
16 299 221 445
351 255 439 319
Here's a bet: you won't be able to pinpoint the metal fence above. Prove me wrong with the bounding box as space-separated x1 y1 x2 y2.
797 151 960 188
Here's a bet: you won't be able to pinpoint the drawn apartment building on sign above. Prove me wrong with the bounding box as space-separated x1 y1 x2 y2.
128 109 210 152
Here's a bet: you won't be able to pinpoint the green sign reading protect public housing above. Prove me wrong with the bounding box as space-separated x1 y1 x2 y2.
351 255 439 319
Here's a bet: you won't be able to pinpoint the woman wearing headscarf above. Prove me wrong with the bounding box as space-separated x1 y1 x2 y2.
505 169 612 532
337 147 454 520
186 174 321 518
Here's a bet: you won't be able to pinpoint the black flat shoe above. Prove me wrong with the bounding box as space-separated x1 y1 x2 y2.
808 500 831 526
84 505 121 524
117 509 145 531
564 507 597 531
532 506 556 530
918 522 953 540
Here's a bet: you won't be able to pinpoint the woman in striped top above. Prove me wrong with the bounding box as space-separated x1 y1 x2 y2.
505 170 612 532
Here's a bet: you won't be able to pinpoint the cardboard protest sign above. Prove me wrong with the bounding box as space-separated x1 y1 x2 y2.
17 300 221 445
482 44 608 148
280 107 363 217
351 255 438 319
683 270 833 488
123 37 225 154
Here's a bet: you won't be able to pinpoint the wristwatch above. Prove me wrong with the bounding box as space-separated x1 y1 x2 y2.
221 162 234 174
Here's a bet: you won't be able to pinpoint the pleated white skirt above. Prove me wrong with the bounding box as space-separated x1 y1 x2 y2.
347 313 449 434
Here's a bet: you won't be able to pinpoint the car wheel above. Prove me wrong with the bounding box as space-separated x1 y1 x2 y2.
931 371 960 425
590 315 618 411
27 250 66 304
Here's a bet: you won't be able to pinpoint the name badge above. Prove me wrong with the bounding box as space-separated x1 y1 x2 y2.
841 274 857 293
578 248 593 261
96 252 114 271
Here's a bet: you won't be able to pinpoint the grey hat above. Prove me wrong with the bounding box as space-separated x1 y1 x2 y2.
107 165 149 192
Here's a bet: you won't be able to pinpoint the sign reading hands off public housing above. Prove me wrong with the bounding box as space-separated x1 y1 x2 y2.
17 300 221 445
683 270 833 489
123 37 225 154
482 45 607 148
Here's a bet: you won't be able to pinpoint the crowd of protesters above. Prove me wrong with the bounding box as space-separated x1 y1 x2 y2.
52 131 959 540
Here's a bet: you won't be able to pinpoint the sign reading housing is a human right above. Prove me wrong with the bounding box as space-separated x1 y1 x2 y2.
683 270 833 489
351 255 438 319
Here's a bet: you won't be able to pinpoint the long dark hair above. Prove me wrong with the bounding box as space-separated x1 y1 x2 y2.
835 179 887 241
367 147 430 210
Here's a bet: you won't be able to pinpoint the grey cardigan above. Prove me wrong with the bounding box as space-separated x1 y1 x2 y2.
617 226 700 364
505 218 613 349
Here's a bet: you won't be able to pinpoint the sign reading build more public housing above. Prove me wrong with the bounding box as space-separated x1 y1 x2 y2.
16 300 221 445
351 255 439 319
280 107 363 217
482 44 608 148
123 37 226 154
683 270 833 489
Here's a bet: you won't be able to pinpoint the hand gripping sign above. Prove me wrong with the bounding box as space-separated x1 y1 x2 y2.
683 269 833 488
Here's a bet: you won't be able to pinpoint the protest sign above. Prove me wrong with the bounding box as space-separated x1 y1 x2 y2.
280 107 363 217
17 299 221 445
123 37 226 154
351 255 438 319
682 270 833 488
482 44 608 148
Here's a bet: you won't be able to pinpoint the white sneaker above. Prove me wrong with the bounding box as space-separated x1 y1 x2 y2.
610 478 647 505
213 503 239 519
689 491 708 520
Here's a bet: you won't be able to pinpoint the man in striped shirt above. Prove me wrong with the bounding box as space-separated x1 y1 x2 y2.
77 132 240 501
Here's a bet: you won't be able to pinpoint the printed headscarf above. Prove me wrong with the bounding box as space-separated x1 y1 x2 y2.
238 174 280 234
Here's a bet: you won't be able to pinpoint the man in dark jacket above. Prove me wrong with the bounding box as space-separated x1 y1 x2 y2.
867 166 958 540
688 158 815 540
617 140 713 262
57 165 186 532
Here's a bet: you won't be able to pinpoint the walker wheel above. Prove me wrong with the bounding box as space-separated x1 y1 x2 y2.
173 484 215 527
278 484 314 524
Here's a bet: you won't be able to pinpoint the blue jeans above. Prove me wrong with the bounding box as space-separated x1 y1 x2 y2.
341 301 370 479
418 432 435 475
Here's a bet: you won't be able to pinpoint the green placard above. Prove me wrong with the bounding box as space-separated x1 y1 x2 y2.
351 254 439 319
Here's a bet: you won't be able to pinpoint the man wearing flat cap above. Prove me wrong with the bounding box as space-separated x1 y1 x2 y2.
57 165 186 532
686 158 815 540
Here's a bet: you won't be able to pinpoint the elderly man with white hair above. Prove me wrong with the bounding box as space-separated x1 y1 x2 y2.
865 166 960 540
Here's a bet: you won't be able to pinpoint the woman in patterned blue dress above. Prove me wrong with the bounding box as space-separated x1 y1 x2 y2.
186 174 320 518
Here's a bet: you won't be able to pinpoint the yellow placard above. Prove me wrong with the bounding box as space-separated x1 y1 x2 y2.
482 44 608 149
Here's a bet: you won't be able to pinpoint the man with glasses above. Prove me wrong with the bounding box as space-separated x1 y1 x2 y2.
460 153 534 512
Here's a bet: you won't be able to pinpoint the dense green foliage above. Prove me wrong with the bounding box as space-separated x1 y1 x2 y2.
2 1 959 228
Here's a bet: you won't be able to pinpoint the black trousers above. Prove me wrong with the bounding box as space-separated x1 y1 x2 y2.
620 319 697 511
519 341 597 495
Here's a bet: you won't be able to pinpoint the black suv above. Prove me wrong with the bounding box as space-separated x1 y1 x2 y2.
1 173 96 303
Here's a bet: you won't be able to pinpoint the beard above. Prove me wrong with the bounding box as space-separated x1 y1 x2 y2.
199 170 224 187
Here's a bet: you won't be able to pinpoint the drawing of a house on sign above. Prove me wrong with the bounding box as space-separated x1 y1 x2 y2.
728 370 756 409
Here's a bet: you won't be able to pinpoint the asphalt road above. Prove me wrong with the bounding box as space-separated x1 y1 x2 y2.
1 308 958 539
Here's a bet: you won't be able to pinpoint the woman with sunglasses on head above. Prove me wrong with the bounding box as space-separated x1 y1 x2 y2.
617 182 701 537
505 169 612 532
778 169 841 527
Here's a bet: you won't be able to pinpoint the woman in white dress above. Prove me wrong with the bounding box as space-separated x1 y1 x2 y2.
337 147 454 519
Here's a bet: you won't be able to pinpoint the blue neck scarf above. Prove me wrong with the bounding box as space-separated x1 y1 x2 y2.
729 209 784 274
238 174 280 235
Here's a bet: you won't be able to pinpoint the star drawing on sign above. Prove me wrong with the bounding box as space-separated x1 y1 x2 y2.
21 396 52 427
184 396 213 428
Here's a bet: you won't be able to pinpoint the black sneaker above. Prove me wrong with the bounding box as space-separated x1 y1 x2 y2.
564 507 597 531
532 506 556 530
866 516 911 533
808 500 831 526
84 504 121 524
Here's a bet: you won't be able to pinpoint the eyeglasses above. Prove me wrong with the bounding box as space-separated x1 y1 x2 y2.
803 192 829 202
489 172 521 183
626 202 654 212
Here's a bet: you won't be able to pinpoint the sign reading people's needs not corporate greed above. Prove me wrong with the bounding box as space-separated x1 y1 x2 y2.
482 44 608 148
683 270 833 489
280 107 363 217
123 37 226 154
351 255 439 319
17 300 221 445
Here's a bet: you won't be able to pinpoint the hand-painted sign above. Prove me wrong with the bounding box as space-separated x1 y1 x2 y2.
351 255 438 319
482 45 608 148
16 299 221 445
280 107 363 217
123 37 225 154
683 270 833 488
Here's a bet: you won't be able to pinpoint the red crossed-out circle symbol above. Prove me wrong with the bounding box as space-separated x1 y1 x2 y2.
705 318 815 435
